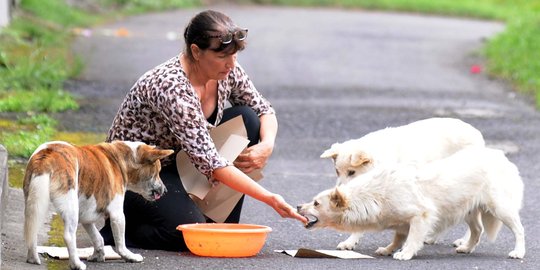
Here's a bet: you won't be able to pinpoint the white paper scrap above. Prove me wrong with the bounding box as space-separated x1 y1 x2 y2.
274 248 373 259
37 245 122 260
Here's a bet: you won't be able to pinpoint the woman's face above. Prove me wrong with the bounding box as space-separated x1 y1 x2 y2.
198 49 237 80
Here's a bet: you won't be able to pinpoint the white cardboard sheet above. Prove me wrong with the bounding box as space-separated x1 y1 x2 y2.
177 116 262 222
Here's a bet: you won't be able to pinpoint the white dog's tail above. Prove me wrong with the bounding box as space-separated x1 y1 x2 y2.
482 211 503 242
24 174 51 253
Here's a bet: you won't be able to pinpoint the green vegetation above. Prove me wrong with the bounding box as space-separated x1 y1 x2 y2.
0 115 57 158
0 0 199 160
0 0 96 158
247 0 540 107
485 13 540 106
0 90 78 112
101 0 200 14
247 0 517 19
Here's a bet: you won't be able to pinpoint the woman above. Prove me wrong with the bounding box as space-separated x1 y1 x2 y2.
99 10 307 251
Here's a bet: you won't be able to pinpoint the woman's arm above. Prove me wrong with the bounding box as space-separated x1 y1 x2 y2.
212 165 307 223
258 113 278 149
234 114 277 173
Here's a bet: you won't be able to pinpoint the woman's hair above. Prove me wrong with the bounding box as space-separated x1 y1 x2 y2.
183 10 246 61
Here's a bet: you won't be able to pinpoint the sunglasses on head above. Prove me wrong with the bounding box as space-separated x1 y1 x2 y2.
206 28 248 45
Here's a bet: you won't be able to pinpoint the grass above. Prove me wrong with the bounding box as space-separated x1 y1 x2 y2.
0 0 96 158
246 0 540 107
0 90 79 112
101 0 200 15
0 0 199 159
0 46 80 93
485 12 540 106
0 115 57 157
246 0 525 18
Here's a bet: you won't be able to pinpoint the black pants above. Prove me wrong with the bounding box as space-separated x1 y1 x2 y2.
100 106 261 251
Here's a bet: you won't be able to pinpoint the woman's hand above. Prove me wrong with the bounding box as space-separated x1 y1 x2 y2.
234 141 273 174
266 193 308 224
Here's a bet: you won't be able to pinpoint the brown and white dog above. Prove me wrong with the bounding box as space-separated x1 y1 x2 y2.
23 141 173 270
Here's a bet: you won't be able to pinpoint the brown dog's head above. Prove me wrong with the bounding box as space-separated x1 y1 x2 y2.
321 141 373 185
297 186 349 230
114 141 174 201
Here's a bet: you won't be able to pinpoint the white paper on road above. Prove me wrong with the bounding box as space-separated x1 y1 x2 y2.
275 248 373 259
37 245 121 260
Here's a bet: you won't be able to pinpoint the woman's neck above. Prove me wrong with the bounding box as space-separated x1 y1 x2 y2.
180 54 208 87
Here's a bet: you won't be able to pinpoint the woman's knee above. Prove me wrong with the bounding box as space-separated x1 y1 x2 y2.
222 106 260 145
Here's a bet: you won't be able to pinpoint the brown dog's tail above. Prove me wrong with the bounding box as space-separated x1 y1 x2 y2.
482 211 503 242
24 173 51 264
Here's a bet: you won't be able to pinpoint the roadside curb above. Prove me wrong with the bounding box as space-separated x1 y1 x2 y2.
0 144 8 265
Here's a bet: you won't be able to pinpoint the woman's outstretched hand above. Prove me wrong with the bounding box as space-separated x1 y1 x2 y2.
266 193 308 224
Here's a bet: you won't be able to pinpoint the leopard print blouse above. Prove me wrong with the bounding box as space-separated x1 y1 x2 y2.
106 55 275 178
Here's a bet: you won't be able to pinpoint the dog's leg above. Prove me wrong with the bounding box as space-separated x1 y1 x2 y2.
337 232 363 250
393 216 430 260
82 223 106 262
109 207 143 263
376 230 407 256
56 192 87 270
456 209 482 254
452 228 471 247
486 186 526 259
110 214 143 262
498 212 526 259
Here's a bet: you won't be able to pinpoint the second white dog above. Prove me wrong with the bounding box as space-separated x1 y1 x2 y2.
299 147 525 260
321 117 485 185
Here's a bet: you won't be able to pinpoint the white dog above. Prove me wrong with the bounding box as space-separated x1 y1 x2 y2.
320 117 485 249
298 147 525 260
24 141 173 270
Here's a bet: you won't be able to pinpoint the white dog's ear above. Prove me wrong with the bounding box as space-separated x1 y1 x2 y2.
330 187 348 209
350 152 372 167
320 143 340 159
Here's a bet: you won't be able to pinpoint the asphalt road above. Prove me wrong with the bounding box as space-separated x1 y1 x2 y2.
3 4 540 270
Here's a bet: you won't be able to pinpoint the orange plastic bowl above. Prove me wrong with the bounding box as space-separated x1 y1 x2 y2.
176 223 272 257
